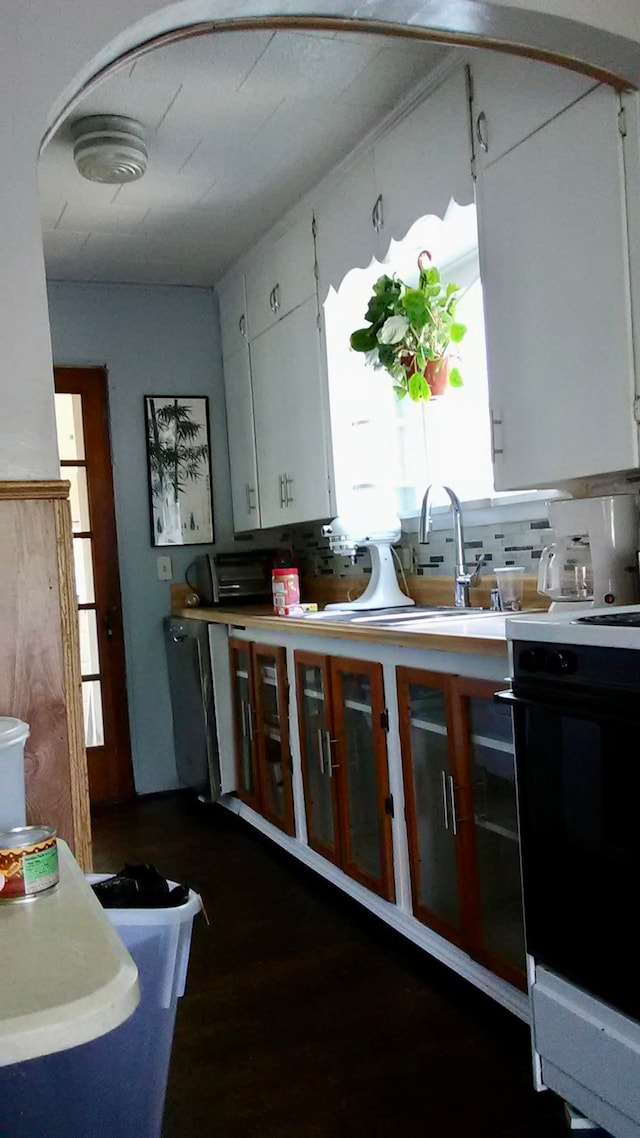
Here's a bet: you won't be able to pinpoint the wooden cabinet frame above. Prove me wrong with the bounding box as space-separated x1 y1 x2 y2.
296 650 394 902
398 666 525 991
229 638 294 835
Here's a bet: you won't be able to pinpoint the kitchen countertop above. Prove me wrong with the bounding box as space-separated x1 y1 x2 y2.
175 604 515 657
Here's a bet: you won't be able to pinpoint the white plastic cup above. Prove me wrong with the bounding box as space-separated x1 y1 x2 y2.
0 717 30 831
494 566 525 612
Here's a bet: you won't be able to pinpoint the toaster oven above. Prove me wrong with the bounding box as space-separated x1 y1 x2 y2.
190 549 277 606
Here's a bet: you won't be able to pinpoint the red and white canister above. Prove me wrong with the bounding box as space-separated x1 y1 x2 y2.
272 567 300 614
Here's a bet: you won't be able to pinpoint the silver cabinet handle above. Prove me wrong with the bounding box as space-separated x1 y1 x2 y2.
448 775 458 836
272 283 280 313
268 286 275 313
317 727 326 776
279 473 286 508
246 702 254 743
490 410 504 459
325 731 339 776
441 770 449 830
245 484 257 513
371 193 384 233
476 110 488 152
238 313 247 338
284 474 294 506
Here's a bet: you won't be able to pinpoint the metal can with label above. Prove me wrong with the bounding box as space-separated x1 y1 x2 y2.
0 826 59 902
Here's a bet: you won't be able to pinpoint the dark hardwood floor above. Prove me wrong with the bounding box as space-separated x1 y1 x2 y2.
91 793 569 1138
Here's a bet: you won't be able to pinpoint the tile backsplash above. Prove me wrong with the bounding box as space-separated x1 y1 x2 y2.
271 516 555 580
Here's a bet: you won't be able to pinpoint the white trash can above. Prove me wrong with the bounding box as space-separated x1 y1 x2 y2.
0 717 29 830
0 875 202 1138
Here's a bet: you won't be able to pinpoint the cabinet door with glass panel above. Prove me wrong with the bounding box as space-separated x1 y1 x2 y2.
398 667 525 989
295 652 394 901
229 638 294 834
450 677 525 989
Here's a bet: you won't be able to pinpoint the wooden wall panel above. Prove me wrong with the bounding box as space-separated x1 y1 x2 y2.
0 486 91 867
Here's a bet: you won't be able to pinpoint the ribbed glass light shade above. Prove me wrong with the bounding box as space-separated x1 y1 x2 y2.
71 115 148 184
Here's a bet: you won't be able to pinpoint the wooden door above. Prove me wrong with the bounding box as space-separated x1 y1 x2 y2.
397 666 467 947
295 650 342 866
449 677 526 991
330 656 394 901
252 644 294 835
228 638 261 813
54 367 133 804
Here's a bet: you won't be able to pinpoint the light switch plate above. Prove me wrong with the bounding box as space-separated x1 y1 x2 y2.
157 555 173 581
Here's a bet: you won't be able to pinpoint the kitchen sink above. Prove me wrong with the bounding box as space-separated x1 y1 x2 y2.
302 605 484 626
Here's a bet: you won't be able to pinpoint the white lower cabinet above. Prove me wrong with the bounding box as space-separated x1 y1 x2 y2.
221 626 528 1017
250 296 334 528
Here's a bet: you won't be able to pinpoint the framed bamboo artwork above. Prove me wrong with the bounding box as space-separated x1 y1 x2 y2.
144 395 214 546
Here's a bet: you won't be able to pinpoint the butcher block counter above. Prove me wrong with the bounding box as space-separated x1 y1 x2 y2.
174 603 513 657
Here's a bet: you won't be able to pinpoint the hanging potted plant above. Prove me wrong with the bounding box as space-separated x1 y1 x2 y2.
349 251 467 401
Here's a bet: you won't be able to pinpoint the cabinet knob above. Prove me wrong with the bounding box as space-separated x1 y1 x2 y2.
476 111 488 153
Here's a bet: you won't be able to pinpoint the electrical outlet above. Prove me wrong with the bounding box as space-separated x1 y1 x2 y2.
157 555 173 581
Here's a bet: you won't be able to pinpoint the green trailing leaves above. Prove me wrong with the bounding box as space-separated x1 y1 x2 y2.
349 255 467 402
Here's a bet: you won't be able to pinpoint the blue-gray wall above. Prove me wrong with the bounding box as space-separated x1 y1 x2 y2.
46 280 232 795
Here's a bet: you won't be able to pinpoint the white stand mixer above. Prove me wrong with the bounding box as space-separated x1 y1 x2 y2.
538 494 640 612
321 513 414 611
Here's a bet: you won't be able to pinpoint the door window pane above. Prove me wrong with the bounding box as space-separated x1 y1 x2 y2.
65 465 91 532
78 608 100 676
298 662 335 851
257 656 285 824
55 393 85 460
82 680 104 748
340 671 382 882
468 696 524 970
72 538 95 604
407 683 460 927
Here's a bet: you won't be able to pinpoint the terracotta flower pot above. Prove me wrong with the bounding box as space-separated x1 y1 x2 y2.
425 357 450 397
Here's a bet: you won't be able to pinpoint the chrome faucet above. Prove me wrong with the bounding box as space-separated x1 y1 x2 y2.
419 484 486 607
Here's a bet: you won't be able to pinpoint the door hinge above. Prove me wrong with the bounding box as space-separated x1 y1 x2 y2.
313 257 319 282
380 708 389 731
384 794 394 817
316 311 322 331
619 105 627 138
312 215 317 239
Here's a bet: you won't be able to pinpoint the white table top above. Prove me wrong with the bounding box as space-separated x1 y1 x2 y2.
0 840 139 1067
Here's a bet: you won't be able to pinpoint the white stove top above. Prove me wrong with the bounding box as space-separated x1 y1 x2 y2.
506 605 640 649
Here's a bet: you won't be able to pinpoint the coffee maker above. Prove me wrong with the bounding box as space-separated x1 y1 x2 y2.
538 494 640 611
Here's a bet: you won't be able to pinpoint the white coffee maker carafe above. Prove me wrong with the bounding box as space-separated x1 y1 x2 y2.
538 494 640 612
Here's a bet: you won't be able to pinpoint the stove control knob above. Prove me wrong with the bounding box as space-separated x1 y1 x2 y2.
518 648 547 673
546 649 577 676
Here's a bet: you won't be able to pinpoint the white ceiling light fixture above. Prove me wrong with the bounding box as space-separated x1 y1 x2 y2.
71 115 148 184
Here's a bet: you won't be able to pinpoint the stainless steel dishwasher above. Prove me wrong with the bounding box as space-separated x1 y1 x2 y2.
164 616 221 800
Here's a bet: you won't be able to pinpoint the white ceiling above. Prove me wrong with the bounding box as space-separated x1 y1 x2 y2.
38 28 450 288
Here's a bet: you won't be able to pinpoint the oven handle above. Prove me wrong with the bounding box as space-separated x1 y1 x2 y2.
496 687 640 722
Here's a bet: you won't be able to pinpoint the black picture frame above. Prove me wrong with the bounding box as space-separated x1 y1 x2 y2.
144 394 214 546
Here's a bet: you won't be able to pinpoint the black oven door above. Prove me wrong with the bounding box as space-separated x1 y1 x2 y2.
499 685 640 1022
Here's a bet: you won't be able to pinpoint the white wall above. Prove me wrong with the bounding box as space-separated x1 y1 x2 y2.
47 280 231 794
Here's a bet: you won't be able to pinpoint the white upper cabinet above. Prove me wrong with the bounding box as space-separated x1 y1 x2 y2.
250 296 334 529
476 83 638 489
373 67 474 250
245 212 317 341
224 345 261 532
469 52 596 171
218 263 250 361
314 149 378 304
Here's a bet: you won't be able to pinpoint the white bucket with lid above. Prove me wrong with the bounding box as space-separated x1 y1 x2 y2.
0 718 30 831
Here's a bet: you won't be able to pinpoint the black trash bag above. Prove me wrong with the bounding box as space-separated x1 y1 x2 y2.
91 862 190 908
